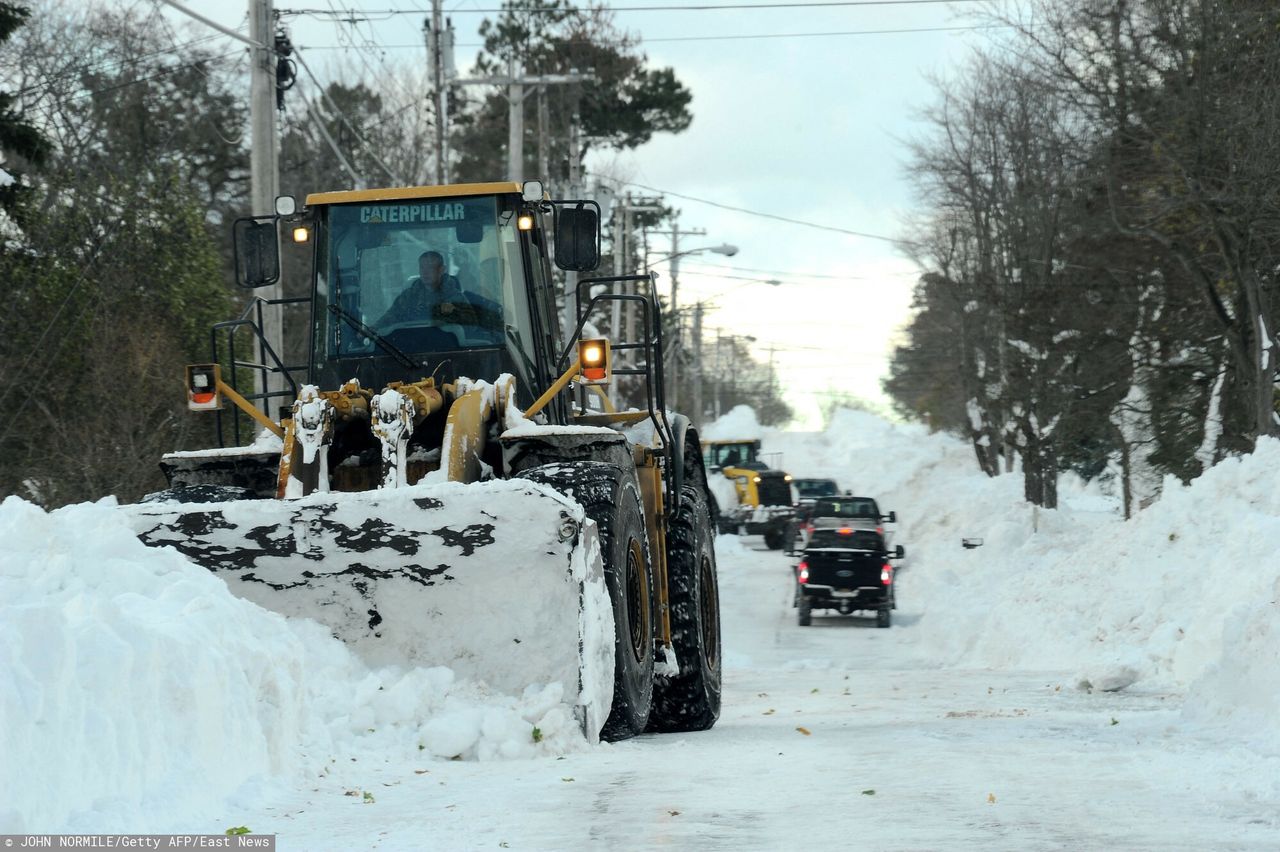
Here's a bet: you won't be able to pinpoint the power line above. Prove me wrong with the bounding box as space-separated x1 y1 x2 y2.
291 22 1004 48
281 1 992 16
292 45 405 184
11 30 245 101
680 260 921 280
601 176 913 244
618 23 1005 42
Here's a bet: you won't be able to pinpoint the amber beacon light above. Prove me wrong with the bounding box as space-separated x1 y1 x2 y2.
577 338 611 384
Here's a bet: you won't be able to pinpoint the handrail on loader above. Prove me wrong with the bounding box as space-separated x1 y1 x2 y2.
564 272 678 514
209 294 310 446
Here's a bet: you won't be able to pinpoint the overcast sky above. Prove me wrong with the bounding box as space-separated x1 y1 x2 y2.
181 0 996 428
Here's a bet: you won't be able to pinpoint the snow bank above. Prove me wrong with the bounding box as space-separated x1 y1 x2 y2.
0 496 593 832
763 412 1280 750
700 404 764 442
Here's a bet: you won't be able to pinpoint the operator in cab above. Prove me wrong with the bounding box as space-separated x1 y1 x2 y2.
378 250 502 332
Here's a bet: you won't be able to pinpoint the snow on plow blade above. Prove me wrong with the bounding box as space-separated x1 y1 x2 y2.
124 480 614 740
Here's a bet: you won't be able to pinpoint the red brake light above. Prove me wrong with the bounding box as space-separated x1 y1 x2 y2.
881 564 893 585
797 561 809 584
876 526 884 534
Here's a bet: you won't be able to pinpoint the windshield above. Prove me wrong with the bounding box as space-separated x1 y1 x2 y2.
314 196 532 360
796 479 839 497
812 497 880 519
704 441 759 469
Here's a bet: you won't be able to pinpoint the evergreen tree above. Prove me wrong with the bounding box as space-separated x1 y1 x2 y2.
0 3 48 229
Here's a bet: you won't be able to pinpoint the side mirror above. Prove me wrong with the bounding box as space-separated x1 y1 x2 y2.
553 202 601 271
895 544 905 559
886 510 897 523
962 537 984 550
232 217 280 288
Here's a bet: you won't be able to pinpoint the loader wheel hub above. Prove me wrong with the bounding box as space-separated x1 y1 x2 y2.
699 553 719 669
626 537 649 663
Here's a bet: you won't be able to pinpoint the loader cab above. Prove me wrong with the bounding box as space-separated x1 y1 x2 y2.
704 439 765 472
300 183 564 414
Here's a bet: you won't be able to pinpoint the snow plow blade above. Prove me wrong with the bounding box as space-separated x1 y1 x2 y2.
124 480 614 739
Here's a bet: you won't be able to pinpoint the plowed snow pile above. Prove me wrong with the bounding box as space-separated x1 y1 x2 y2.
740 406 1280 752
0 497 591 833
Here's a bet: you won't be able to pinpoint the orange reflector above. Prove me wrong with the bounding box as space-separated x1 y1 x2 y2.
186 364 222 411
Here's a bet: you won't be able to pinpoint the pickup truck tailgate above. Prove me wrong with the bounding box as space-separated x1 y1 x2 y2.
803 549 884 589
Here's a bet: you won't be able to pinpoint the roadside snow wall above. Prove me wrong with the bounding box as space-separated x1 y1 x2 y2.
0 492 606 832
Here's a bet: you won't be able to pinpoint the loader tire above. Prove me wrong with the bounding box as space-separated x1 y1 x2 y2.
518 461 655 741
647 483 722 733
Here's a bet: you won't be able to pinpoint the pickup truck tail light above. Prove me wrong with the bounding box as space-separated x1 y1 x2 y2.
881 564 893 585
797 561 809 584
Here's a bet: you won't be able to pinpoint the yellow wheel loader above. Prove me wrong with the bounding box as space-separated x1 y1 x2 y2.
124 181 722 742
702 438 796 550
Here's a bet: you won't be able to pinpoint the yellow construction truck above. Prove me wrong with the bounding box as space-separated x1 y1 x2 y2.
125 181 721 742
702 438 796 549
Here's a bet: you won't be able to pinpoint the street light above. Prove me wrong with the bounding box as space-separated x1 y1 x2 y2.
648 243 739 267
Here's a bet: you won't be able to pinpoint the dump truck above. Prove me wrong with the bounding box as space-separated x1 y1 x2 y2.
123 180 722 743
702 438 796 549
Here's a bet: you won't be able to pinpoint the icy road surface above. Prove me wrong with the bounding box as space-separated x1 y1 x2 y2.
231 535 1279 851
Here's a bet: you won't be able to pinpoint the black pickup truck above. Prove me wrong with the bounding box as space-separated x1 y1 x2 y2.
794 527 904 628
786 496 896 555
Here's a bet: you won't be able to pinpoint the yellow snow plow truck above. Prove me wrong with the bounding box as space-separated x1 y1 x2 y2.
702 438 795 550
124 181 721 743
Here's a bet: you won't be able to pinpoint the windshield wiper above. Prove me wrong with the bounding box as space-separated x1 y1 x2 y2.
327 304 422 371
505 325 540 380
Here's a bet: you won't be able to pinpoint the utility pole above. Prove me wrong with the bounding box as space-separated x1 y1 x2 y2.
507 59 524 181
650 221 707 412
249 0 284 413
691 302 704 429
158 0 285 416
560 112 584 343
425 1 453 184
713 328 723 420
608 195 662 357
537 85 550 183
454 67 593 183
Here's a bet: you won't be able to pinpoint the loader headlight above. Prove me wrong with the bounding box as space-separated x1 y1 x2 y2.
753 475 761 483
292 226 310 243
784 474 793 482
517 213 535 231
558 514 580 542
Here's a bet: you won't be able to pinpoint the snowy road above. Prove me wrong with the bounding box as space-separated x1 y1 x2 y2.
231 536 1280 851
